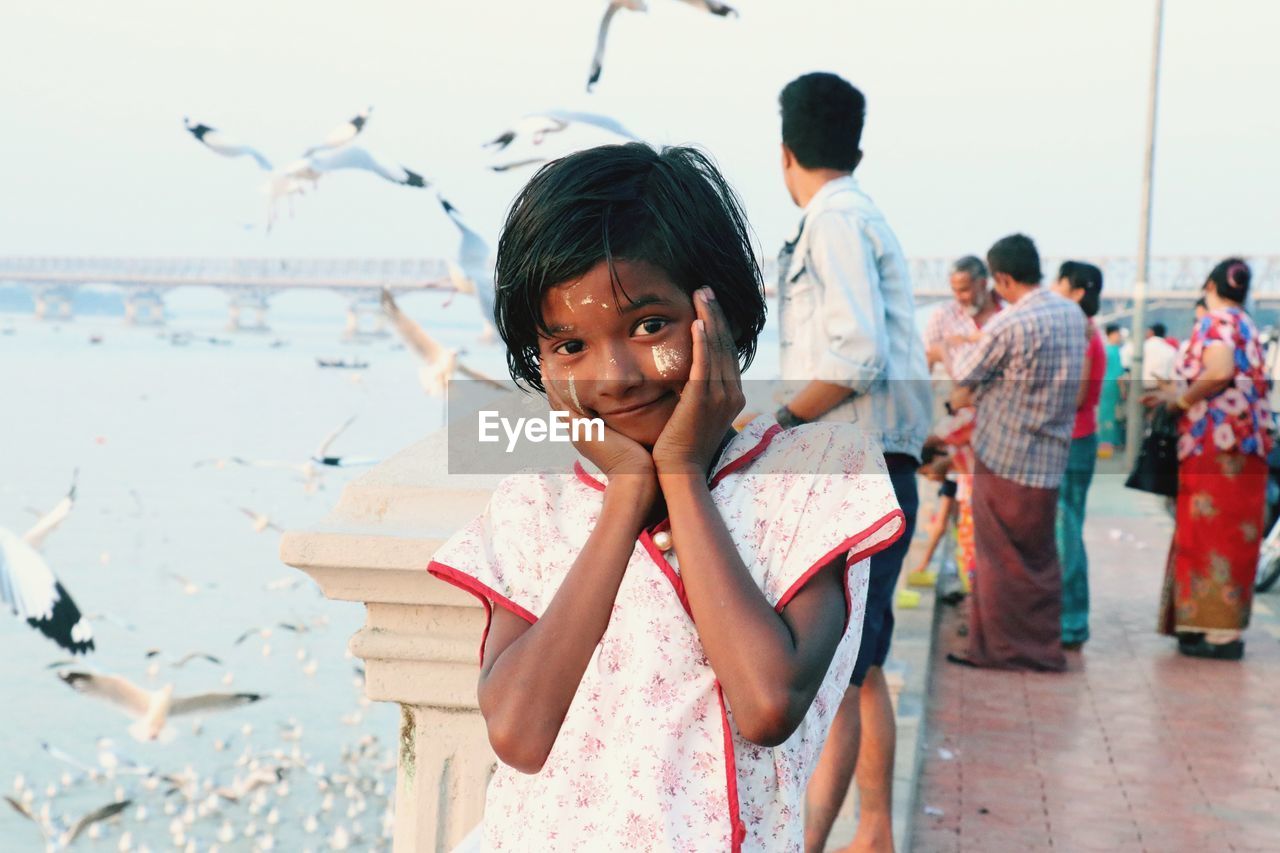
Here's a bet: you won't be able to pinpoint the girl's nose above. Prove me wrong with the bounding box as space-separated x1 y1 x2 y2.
594 342 646 399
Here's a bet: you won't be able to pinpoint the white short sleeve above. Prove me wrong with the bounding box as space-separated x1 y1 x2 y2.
427 472 548 659
749 423 905 612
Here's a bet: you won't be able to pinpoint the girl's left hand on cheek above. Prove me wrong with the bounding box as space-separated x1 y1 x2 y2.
652 286 745 475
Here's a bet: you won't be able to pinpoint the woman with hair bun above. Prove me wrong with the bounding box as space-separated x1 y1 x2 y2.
1142 258 1270 660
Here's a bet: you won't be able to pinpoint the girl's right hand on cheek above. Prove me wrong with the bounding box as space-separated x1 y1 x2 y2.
542 367 657 486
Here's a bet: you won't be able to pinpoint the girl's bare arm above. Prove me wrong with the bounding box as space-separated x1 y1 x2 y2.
660 471 848 747
477 477 655 773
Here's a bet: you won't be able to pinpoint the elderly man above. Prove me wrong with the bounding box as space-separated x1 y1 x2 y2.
924 256 1002 376
948 234 1085 672
916 257 1002 600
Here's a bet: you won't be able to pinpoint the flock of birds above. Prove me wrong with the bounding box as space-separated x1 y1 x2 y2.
6 717 396 850
178 0 747 399
0 458 396 849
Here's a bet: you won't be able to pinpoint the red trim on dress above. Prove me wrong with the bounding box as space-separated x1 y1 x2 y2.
427 561 537 663
715 682 747 853
773 509 907 626
573 460 606 492
639 530 691 616
711 423 783 488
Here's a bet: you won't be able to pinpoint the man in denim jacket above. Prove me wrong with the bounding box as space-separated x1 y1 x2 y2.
775 72 931 853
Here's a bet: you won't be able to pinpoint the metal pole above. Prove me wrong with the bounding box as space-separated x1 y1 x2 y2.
1125 0 1166 466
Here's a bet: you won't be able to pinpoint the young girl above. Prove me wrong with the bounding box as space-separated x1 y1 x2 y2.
427 143 904 852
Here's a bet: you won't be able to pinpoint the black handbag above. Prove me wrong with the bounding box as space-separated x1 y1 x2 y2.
1124 407 1180 497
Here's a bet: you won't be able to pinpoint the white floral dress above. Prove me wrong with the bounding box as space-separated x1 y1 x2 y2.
428 416 905 852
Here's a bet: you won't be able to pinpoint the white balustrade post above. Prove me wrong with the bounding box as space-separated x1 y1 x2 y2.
280 431 501 852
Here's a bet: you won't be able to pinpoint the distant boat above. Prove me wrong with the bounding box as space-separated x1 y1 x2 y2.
315 357 369 370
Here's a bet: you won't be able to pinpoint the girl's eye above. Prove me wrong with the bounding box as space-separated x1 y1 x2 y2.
634 318 667 337
553 340 584 356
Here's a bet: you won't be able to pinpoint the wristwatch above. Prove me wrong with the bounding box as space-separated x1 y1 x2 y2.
774 405 807 430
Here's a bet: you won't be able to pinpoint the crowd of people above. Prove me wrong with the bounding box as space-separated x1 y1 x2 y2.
769 73 1270 850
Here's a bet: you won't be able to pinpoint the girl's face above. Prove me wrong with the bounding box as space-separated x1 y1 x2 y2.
538 259 697 448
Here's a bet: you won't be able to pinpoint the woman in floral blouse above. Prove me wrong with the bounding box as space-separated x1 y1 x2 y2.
1143 259 1270 660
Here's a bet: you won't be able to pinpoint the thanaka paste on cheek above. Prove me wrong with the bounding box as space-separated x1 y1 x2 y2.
567 372 582 412
651 343 685 377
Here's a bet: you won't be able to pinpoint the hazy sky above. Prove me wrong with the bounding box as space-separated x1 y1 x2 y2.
2 0 1277 265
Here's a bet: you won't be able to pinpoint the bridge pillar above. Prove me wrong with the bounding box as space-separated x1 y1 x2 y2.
227 294 271 333
123 291 166 326
344 298 388 341
33 288 74 321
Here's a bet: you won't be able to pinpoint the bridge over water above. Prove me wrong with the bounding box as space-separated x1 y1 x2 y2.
2 255 1276 332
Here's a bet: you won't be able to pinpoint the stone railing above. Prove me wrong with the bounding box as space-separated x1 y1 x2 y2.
280 430 499 852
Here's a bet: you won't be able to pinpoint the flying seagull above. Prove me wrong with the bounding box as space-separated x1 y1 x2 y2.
231 415 378 492
264 145 429 230
380 289 507 396
438 195 497 337
484 110 637 171
239 507 282 534
588 0 737 92
0 472 94 654
183 118 273 170
6 794 131 847
304 106 373 157
57 670 264 742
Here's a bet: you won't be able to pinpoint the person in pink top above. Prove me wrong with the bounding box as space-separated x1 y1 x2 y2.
1050 261 1106 649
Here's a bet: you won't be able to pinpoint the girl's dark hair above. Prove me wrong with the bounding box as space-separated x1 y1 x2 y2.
493 143 766 392
1207 257 1251 304
1057 260 1103 318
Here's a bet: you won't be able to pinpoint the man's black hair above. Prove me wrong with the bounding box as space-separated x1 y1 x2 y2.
986 234 1042 285
1149 322 1167 338
779 72 865 171
493 142 767 392
1207 257 1251 304
1057 260 1103 318
1104 323 1121 336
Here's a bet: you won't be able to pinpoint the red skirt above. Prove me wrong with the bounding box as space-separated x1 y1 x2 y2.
1159 449 1266 635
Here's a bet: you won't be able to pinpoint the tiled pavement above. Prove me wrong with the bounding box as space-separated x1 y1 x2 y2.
910 477 1280 852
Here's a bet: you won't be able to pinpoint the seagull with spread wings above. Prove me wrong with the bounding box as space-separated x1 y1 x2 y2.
183 118 273 170
438 195 497 338
231 415 378 492
239 506 283 534
588 0 737 92
1 471 94 654
380 289 507 397
264 145 429 230
57 670 264 742
182 107 429 229
484 109 638 172
6 794 131 848
303 106 373 156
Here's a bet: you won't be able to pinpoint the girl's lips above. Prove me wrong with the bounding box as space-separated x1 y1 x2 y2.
600 392 671 417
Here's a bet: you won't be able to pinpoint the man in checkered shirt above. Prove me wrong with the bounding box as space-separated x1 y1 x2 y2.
948 233 1086 672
